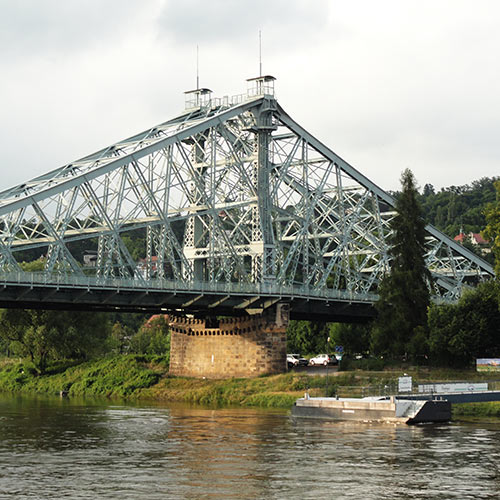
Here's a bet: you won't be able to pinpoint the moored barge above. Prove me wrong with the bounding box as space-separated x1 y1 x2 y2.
292 395 451 424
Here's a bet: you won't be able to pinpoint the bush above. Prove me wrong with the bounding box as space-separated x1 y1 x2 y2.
339 356 387 371
130 316 170 357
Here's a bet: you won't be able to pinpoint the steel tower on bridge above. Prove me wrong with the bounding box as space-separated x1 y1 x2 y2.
0 76 494 321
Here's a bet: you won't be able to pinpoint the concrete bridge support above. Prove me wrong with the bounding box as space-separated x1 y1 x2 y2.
168 304 289 379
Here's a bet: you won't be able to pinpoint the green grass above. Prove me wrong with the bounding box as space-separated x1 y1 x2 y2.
452 402 500 419
0 355 163 398
139 372 316 407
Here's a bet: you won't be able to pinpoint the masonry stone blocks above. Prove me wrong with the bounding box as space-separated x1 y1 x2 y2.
168 304 289 379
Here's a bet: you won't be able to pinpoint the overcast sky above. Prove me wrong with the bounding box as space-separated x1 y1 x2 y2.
1 0 499 192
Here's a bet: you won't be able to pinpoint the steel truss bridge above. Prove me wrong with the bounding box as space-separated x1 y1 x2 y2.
0 77 494 320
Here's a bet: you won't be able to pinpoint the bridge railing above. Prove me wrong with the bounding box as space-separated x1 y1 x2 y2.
0 271 378 303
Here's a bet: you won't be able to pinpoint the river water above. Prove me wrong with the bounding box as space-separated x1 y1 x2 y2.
0 394 499 499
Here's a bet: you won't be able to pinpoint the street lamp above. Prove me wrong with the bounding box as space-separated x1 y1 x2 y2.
325 336 330 397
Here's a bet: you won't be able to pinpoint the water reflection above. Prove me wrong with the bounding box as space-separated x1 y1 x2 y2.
162 407 291 499
0 394 498 499
0 394 114 452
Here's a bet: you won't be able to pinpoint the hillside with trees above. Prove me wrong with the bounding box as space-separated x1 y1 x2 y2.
417 176 498 265
419 177 498 235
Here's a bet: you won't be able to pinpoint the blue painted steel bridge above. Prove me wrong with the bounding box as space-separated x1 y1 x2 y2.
0 77 493 320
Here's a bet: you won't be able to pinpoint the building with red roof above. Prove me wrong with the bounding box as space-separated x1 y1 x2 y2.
454 232 490 253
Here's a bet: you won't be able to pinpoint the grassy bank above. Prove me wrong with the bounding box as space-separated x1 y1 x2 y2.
452 402 500 419
0 355 343 406
1 356 499 419
0 356 165 398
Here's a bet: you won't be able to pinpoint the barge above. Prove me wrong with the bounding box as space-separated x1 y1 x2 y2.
292 395 451 424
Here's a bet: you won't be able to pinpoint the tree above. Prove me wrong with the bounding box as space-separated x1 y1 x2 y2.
327 322 371 356
0 309 111 374
428 281 500 367
129 315 170 356
20 259 45 272
286 320 329 355
482 180 500 276
423 183 435 197
371 169 431 359
109 322 133 354
419 176 498 238
435 205 446 228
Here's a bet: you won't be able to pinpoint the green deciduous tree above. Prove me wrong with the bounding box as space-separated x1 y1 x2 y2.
0 309 111 374
428 281 500 367
286 320 329 355
20 259 45 272
327 322 371 356
371 169 431 359
129 315 170 357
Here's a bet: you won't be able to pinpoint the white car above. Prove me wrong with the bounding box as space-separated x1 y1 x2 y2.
309 354 333 366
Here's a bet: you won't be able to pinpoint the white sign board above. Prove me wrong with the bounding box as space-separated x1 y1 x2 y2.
398 376 413 392
418 382 488 393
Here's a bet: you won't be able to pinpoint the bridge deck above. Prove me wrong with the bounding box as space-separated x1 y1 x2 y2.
0 273 375 320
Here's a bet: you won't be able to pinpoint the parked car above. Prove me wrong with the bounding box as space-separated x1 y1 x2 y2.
287 353 308 368
289 353 308 366
309 354 336 366
327 354 339 365
287 354 299 368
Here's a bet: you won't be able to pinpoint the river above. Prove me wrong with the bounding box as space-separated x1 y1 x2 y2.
0 394 498 499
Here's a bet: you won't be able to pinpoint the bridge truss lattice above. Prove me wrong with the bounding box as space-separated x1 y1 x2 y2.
0 78 493 318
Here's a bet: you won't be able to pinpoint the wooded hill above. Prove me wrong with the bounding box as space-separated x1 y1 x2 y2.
414 176 498 266
418 176 498 239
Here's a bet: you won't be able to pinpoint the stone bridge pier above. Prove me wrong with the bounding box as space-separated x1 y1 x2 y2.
168 303 289 378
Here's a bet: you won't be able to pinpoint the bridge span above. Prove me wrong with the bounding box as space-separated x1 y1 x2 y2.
0 272 374 321
0 76 494 320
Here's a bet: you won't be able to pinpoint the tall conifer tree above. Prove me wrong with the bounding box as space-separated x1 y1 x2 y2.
371 169 431 358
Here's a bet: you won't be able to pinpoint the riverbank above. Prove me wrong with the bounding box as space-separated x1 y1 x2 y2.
1 355 499 419
452 402 500 418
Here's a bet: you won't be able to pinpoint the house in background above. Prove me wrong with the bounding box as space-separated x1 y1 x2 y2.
454 232 490 254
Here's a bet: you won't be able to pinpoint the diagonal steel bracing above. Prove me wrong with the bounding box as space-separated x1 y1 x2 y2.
0 80 494 315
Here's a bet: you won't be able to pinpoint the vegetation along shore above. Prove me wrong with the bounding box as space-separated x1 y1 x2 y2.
1 355 499 420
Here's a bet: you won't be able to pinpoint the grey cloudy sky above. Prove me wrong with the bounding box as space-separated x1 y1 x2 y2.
1 0 499 191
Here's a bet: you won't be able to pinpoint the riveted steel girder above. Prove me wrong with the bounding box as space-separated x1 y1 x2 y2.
0 90 494 315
